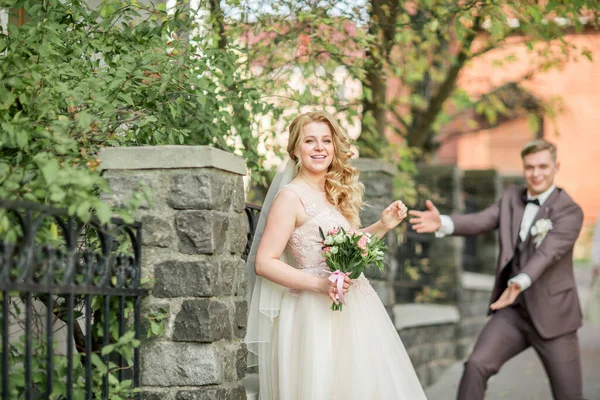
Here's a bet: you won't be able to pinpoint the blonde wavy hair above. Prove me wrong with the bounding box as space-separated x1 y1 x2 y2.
287 111 364 228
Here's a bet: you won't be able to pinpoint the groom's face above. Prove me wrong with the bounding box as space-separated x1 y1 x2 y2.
522 150 560 196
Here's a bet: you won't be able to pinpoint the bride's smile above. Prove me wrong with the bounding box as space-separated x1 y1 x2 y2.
297 121 334 175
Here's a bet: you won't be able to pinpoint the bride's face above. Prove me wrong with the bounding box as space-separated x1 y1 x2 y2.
297 122 335 175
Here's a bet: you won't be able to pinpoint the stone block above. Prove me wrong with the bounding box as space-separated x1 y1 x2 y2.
236 344 248 380
220 258 247 297
394 304 460 331
141 342 222 386
140 390 173 400
172 299 232 342
221 342 248 382
140 212 176 248
140 247 169 287
99 145 246 175
176 384 245 400
218 258 235 295
176 211 247 255
101 170 162 210
360 199 388 228
415 365 430 387
407 345 432 366
176 387 227 400
360 171 393 199
234 300 248 339
175 211 225 254
168 170 245 213
433 323 458 342
152 257 246 298
225 213 249 254
434 341 457 360
153 258 217 298
460 317 486 337
428 360 454 385
229 384 247 400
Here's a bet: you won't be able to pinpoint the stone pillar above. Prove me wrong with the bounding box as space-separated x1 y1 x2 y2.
351 158 397 309
405 165 464 305
462 169 502 275
457 272 495 358
99 146 248 400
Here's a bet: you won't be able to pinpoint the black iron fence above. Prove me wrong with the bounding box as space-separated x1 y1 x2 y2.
394 193 458 305
394 226 438 303
0 200 145 399
243 203 262 261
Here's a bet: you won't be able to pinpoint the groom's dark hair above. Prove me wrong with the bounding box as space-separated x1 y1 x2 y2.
521 139 557 162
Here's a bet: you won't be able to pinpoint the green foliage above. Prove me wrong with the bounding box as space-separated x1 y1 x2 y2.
2 294 153 399
222 0 599 160
0 0 280 221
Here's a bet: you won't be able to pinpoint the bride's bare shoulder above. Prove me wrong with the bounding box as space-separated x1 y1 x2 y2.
273 184 303 210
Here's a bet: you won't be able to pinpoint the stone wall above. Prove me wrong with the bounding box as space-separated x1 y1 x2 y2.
406 165 464 305
352 159 398 310
462 169 502 275
100 146 248 400
456 272 495 358
394 304 460 386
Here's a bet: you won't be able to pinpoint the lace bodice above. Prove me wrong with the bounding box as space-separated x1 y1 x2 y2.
280 184 375 296
282 184 351 274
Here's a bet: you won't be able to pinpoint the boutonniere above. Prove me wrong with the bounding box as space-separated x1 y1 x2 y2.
530 219 553 248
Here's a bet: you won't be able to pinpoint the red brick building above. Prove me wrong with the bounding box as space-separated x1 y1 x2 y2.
435 32 600 257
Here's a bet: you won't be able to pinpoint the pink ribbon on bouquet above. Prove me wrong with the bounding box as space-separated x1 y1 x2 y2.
328 270 347 305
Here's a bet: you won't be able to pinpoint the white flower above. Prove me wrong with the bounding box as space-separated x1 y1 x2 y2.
324 236 334 246
334 235 344 244
531 218 553 248
330 246 339 254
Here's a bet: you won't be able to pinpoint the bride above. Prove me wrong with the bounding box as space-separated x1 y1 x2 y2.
245 111 427 399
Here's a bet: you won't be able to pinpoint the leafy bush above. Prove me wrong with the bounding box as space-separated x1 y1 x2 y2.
0 0 279 222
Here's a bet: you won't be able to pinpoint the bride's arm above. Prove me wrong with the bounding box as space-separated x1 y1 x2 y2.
360 200 408 239
254 189 350 301
360 220 392 239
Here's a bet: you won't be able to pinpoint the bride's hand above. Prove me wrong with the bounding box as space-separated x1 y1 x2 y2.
381 200 409 230
319 274 352 304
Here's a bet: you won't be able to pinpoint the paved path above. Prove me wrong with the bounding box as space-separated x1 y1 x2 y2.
425 267 600 400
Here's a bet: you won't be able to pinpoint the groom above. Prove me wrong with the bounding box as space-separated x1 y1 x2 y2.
409 139 584 400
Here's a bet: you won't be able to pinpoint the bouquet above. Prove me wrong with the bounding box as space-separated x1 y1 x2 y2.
319 227 388 311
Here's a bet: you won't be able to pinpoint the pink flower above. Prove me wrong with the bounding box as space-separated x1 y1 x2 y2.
328 228 339 236
361 251 368 257
357 235 368 250
323 247 331 254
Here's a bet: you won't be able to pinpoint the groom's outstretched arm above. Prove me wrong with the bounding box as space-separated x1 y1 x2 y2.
409 199 500 237
450 200 501 237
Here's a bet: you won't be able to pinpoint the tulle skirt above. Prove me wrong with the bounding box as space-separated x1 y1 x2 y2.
265 276 427 400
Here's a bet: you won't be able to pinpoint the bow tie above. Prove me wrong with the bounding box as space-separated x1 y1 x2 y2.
521 193 540 206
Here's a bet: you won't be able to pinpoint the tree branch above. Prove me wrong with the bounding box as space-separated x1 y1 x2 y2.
407 18 482 148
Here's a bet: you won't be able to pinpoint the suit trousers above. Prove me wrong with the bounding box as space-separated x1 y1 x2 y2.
456 306 583 400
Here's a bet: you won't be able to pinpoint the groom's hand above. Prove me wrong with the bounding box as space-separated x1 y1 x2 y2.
490 283 522 310
408 200 442 233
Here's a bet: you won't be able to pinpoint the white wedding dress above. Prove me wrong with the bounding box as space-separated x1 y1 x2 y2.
247 183 427 400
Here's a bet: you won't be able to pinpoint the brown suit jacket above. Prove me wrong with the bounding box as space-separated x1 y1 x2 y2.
451 186 584 339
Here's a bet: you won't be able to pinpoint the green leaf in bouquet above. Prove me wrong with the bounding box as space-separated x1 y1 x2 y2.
325 258 336 270
319 226 326 241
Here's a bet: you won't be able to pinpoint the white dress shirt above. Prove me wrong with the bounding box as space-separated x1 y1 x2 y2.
436 185 556 292
591 210 600 267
